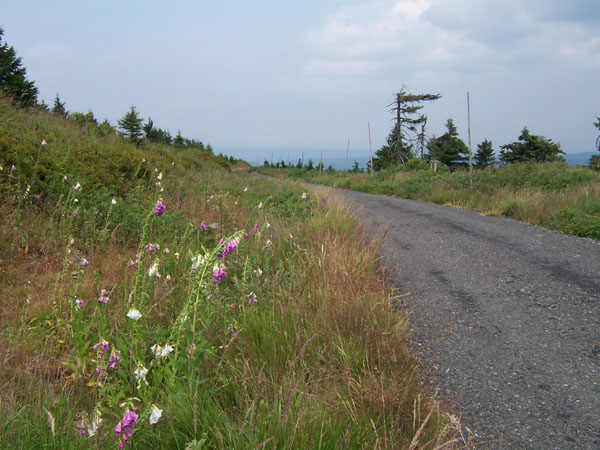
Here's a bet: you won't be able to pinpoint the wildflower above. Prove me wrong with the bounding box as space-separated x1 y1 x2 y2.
95 365 105 380
73 182 81 191
175 252 180 258
87 408 102 437
111 198 117 205
75 298 84 309
154 167 159 173
157 172 162 181
114 408 138 448
81 258 89 267
254 222 259 233
163 248 170 254
165 274 172 283
142 158 146 163
289 234 294 239
134 363 149 389
41 139 47 146
243 231 249 239
73 198 78 203
127 308 142 321
243 186 248 192
63 175 67 181
200 222 207 229
154 199 165 216
218 237 240 260
191 253 207 271
149 405 162 425
72 211 78 218
128 259 135 267
231 328 237 338
265 240 273 249
151 344 174 358
255 268 263 277
78 420 86 436
212 264 226 283
148 261 160 278
266 222 270 228
247 292 257 304
107 350 121 370
301 192 307 200
145 243 156 253
11 165 16 171
98 289 110 304
33 194 41 202
257 202 263 209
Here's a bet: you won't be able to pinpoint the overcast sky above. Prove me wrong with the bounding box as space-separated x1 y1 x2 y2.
3 0 599 162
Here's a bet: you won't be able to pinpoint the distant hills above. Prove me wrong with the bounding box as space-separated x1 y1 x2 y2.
564 152 595 166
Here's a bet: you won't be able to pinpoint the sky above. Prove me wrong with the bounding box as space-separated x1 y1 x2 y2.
3 0 599 164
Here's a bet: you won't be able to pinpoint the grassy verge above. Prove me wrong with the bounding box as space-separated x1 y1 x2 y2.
259 162 600 240
0 99 458 448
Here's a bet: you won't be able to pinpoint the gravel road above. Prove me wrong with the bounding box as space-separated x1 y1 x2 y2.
326 188 600 449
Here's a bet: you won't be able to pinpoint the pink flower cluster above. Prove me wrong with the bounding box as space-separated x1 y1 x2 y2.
213 265 227 283
98 289 110 304
114 408 138 449
144 243 160 253
154 200 165 216
218 237 240 260
92 340 120 380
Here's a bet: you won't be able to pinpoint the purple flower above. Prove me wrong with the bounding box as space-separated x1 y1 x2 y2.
81 258 89 267
154 200 165 216
243 231 249 239
107 350 121 370
213 265 226 283
11 165 16 172
163 248 170 254
41 139 47 146
95 365 105 381
33 194 41 202
265 240 273 249
115 408 138 448
75 298 84 309
247 292 257 304
98 289 110 304
254 222 259 233
200 221 207 229
218 238 240 260
72 211 78 218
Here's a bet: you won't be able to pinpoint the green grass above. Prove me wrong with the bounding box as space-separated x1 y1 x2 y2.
263 162 600 239
0 97 458 449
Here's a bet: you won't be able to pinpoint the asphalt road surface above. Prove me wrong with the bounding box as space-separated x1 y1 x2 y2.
327 188 600 449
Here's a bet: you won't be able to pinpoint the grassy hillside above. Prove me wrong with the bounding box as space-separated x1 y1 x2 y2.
261 161 600 239
0 98 458 449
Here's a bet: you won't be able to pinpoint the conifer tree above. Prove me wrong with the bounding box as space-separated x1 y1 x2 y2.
474 140 497 168
52 94 67 116
427 119 469 169
118 105 144 145
500 127 564 164
0 27 38 106
590 117 600 170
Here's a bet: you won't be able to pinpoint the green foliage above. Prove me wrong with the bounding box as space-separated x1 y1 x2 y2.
118 105 144 145
0 27 38 106
427 119 469 169
474 139 497 168
52 94 67 117
500 127 565 164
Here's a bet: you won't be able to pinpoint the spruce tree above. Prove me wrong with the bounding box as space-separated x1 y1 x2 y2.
52 94 67 116
474 140 497 168
500 127 564 164
118 105 144 145
0 27 38 106
427 119 469 169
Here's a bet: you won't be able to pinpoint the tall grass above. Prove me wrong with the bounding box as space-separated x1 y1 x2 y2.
268 162 600 239
0 98 458 448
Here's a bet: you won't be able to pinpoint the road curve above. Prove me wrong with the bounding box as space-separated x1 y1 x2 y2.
326 188 600 449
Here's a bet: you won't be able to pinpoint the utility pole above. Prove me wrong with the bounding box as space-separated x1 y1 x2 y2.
467 92 473 190
368 122 374 176
346 139 350 172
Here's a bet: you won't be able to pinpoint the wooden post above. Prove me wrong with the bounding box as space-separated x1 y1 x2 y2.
467 92 473 190
346 139 350 172
368 121 374 176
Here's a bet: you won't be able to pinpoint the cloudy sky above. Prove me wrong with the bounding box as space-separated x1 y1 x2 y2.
3 0 599 162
